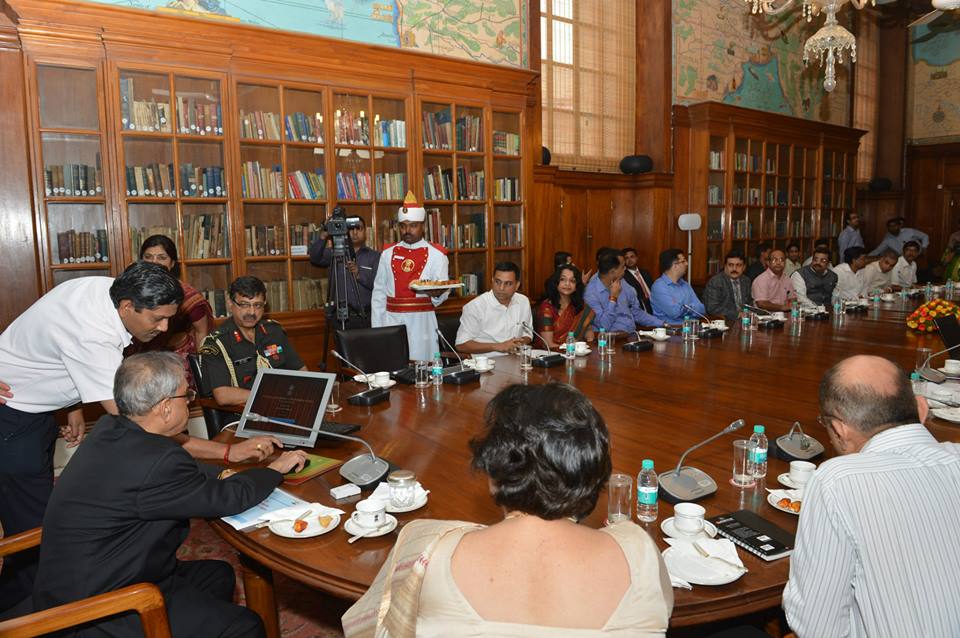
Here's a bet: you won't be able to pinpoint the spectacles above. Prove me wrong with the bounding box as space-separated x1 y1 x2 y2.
168 390 197 403
233 300 266 310
816 414 838 427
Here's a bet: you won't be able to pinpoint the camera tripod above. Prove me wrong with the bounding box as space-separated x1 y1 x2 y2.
319 236 368 370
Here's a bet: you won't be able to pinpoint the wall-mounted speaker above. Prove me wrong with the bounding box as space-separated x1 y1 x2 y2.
868 177 892 192
619 154 653 175
541 146 552 166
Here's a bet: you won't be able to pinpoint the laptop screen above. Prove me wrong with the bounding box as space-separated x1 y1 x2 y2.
234 368 336 448
936 315 960 354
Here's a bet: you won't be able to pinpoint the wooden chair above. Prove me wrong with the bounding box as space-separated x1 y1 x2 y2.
0 527 171 638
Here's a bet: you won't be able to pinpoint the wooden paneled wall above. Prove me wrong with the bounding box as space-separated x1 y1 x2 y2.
0 17 40 328
528 166 673 298
906 143 960 266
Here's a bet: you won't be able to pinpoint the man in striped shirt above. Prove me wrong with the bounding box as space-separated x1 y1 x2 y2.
783 355 960 637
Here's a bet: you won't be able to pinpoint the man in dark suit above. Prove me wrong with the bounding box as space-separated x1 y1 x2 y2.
32 352 307 638
621 247 655 314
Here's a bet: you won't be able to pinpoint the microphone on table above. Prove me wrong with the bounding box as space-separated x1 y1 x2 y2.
774 420 825 462
331 351 390 406
519 321 565 367
245 413 390 488
683 304 722 338
659 419 747 503
435 329 481 384
743 304 772 316
918 342 960 384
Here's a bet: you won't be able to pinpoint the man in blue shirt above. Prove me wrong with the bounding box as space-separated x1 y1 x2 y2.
869 217 929 256
584 248 662 332
651 248 705 324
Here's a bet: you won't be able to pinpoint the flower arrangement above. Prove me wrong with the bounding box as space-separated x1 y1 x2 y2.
906 298 960 333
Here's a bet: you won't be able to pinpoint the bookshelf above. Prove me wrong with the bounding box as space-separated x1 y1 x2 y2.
14 0 533 354
416 101 524 297
676 103 864 281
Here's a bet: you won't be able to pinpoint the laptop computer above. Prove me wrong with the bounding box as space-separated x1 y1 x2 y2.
935 314 960 354
234 368 345 448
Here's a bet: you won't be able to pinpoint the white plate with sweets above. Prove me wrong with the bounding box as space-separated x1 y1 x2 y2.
409 280 464 291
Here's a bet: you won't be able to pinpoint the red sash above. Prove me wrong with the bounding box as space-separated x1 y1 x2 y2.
387 245 434 313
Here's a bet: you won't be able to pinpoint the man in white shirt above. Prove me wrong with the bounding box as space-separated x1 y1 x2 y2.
783 355 960 638
371 192 451 361
869 216 929 256
784 243 802 278
456 262 532 357
891 240 920 288
858 249 898 294
833 246 867 301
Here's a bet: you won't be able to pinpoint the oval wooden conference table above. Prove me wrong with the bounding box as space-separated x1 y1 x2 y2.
211 300 959 635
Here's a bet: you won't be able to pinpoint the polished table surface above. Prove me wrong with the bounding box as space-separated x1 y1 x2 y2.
211 300 960 630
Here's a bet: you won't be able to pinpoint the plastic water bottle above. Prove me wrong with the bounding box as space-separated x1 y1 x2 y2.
749 425 768 479
682 315 693 340
790 299 802 322
636 459 659 523
741 306 751 330
431 351 443 386
565 331 576 359
597 328 607 353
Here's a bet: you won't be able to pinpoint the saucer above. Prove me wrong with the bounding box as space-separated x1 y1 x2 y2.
937 367 960 377
385 491 429 513
777 473 809 490
370 379 397 389
932 407 960 423
268 514 340 538
344 514 398 538
660 517 718 540
575 348 592 357
661 546 745 586
463 359 496 372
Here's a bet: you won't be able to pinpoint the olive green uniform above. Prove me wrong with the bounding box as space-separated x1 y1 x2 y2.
199 318 304 390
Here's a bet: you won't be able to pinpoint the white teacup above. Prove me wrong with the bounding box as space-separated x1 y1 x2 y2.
771 311 786 321
711 319 727 330
944 359 960 374
575 341 589 354
473 355 490 370
351 498 386 529
673 502 706 535
881 293 896 302
373 371 391 387
653 327 668 339
788 460 816 486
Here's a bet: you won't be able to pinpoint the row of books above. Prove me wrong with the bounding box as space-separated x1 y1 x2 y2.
181 164 225 198
458 273 480 296
455 114 482 153
492 130 520 156
184 212 228 259
424 165 454 200
336 171 372 200
422 109 452 150
45 163 103 197
292 277 327 311
244 224 286 256
733 152 762 172
456 167 485 200
239 110 283 141
125 164 175 197
334 108 370 146
375 172 406 200
289 222 323 251
707 220 723 240
129 226 176 256
732 187 762 206
119 79 171 132
373 117 406 148
176 97 223 136
765 190 789 206
288 170 326 200
494 177 519 202
201 288 228 318
241 161 283 199
457 222 484 249
708 150 724 170
707 184 723 205
493 222 522 247
285 112 323 143
424 208 455 250
56 229 109 264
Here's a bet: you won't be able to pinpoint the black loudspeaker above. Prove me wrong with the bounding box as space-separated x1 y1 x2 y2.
868 177 892 192
541 146 552 166
619 154 653 175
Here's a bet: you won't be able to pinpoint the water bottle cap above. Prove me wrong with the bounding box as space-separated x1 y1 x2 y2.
641 459 654 470
910 372 920 381
433 352 440 357
568 332 575 336
754 424 765 433
599 328 606 333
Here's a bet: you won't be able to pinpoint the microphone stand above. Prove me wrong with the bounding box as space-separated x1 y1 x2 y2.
331 351 390 406
519 321 566 367
245 413 390 487
435 329 481 384
658 419 747 503
918 342 960 384
683 304 722 339
744 304 784 329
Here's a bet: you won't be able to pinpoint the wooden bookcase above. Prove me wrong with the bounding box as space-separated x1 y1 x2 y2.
674 103 865 282
12 0 535 339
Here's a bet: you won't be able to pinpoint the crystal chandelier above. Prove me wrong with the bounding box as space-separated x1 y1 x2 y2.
744 0 876 92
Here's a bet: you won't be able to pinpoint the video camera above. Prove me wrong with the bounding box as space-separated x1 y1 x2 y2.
325 206 363 258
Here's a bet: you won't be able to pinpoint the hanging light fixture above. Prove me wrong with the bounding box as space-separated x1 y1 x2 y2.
744 0 876 92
